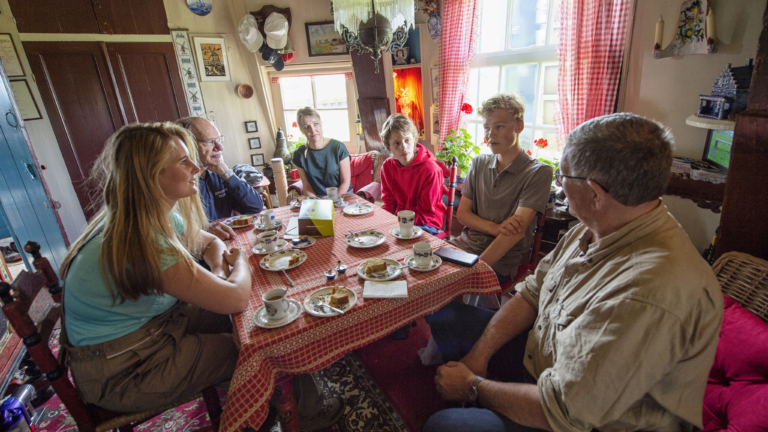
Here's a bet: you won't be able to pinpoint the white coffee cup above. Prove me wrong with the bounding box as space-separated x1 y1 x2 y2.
257 230 279 252
261 209 275 227
262 288 289 320
326 187 339 203
413 242 433 267
397 210 416 238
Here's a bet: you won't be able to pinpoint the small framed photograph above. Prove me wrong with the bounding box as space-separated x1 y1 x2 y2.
193 36 231 82
251 153 265 166
245 121 258 133
305 22 349 57
0 34 24 77
248 137 261 149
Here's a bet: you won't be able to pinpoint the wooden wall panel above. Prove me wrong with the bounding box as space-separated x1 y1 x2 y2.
93 0 170 35
106 43 189 123
9 0 99 34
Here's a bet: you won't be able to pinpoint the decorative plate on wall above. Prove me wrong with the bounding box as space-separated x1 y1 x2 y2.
186 0 212 16
238 84 254 99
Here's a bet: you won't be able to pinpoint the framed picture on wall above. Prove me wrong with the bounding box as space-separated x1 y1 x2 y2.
0 34 24 77
193 36 230 82
251 154 265 166
248 137 261 149
305 22 349 57
245 121 258 132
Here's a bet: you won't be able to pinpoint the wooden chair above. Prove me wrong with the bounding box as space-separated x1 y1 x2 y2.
711 251 768 322
436 157 458 240
498 212 547 296
0 242 223 432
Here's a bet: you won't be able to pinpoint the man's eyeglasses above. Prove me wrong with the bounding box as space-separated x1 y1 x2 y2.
197 135 224 146
554 168 609 193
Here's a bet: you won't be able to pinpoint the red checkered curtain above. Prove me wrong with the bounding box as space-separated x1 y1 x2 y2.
555 0 630 150
437 0 481 150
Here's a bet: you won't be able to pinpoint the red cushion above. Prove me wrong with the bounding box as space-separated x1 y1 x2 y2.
349 153 373 193
703 295 768 431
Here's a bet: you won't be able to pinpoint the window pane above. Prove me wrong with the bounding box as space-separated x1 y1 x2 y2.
314 75 348 109
509 0 549 49
501 64 537 124
318 109 350 141
533 129 560 159
284 110 299 140
542 100 555 125
479 0 508 53
519 128 532 152
543 65 558 95
467 67 500 121
280 77 313 109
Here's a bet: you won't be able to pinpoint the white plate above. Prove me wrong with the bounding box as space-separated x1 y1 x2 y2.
343 203 374 216
389 226 424 240
254 299 302 328
303 286 358 317
356 258 403 281
404 254 442 272
290 237 316 249
345 230 386 248
254 219 283 230
251 239 288 255
259 249 307 271
223 215 257 229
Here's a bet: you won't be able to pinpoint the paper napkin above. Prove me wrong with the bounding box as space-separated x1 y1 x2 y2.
284 217 299 239
363 281 408 299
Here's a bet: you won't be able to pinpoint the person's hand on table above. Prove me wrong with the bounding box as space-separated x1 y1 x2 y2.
211 222 236 241
435 361 476 402
496 214 525 236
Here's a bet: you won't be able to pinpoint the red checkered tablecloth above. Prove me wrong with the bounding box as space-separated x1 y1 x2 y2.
220 196 500 432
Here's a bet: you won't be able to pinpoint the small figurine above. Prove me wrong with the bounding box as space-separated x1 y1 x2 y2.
335 260 347 276
324 269 337 282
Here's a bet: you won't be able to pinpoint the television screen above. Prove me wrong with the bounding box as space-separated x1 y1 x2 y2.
703 129 733 172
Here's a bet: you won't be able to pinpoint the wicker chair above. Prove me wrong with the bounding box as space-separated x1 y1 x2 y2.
711 251 768 322
0 242 222 432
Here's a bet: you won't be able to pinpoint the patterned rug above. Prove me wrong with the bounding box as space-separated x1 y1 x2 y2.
18 330 407 432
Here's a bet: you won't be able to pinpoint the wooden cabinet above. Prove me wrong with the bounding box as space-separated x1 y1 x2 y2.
9 0 169 35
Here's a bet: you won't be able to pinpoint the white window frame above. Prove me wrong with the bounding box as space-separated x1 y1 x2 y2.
467 0 560 159
269 65 361 154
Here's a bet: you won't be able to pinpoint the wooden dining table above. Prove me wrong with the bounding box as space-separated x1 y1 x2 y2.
220 195 500 432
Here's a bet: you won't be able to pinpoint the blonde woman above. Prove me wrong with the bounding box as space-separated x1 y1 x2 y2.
58 123 251 412
292 107 351 197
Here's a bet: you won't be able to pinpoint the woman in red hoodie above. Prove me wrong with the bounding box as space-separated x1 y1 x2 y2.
380 114 447 235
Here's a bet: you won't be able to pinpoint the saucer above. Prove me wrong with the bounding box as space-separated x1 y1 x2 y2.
404 254 442 272
223 215 257 229
346 230 386 248
290 237 316 249
389 226 424 240
343 203 374 216
304 286 358 317
251 239 288 255
260 250 307 271
254 219 283 230
254 299 302 328
356 258 403 281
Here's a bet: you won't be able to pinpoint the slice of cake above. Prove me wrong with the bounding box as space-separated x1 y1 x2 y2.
329 286 349 308
288 253 301 266
231 215 254 226
365 258 387 276
296 195 308 203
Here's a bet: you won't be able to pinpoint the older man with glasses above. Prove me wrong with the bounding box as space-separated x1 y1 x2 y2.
176 117 263 240
423 113 723 432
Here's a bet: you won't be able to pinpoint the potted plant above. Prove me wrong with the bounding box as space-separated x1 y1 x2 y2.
436 128 482 180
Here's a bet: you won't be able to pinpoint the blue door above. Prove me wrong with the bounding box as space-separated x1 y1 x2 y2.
0 74 67 272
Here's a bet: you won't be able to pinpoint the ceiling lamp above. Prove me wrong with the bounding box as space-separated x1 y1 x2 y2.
333 0 414 73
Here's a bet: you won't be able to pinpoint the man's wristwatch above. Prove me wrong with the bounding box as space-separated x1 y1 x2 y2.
468 376 485 403
222 168 234 180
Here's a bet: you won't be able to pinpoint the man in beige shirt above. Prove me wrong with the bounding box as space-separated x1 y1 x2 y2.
424 113 724 432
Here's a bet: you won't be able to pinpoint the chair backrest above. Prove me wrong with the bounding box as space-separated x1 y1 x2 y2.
436 157 458 240
711 251 768 323
349 151 385 192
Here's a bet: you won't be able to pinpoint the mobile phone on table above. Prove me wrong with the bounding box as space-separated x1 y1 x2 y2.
434 247 479 267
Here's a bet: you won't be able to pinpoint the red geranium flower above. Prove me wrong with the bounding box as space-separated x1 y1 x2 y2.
534 138 548 149
292 121 298 128
461 103 473 115
526 150 532 156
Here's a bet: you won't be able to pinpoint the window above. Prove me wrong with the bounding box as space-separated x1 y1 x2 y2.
271 72 358 151
466 0 560 160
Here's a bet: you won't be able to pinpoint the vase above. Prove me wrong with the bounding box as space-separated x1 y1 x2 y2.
273 127 292 166
427 14 441 41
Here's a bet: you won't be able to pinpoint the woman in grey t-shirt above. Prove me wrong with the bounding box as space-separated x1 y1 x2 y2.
292 107 351 197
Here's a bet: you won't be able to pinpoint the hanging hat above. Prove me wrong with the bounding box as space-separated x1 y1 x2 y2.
277 34 294 54
259 43 285 71
281 52 294 63
264 12 289 49
238 14 264 53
